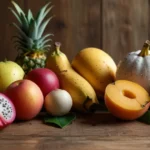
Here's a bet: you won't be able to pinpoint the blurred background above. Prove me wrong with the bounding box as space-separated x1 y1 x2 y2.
0 0 148 64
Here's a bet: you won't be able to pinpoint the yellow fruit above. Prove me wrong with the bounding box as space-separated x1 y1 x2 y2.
46 42 99 112
0 61 25 92
105 80 150 120
72 47 117 98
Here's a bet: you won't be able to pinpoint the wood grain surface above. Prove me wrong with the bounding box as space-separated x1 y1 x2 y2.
102 0 149 63
0 0 149 63
0 0 24 61
1 112 150 150
0 1 150 149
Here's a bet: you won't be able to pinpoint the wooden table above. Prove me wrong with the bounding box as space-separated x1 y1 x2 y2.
0 112 150 150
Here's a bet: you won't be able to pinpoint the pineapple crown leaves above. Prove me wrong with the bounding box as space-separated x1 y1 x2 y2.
9 1 54 52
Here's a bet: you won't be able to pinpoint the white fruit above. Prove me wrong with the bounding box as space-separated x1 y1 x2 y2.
44 89 73 116
116 40 150 93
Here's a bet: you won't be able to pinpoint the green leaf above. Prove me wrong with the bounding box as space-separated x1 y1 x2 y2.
14 40 27 48
20 13 29 34
42 44 51 50
28 19 38 40
36 2 51 26
138 110 150 124
44 112 76 128
12 35 23 41
27 9 34 23
38 17 53 39
11 1 25 16
44 5 54 18
11 23 34 50
9 7 22 24
12 23 28 39
36 34 53 46
40 39 52 47
35 39 52 49
37 5 54 28
16 46 27 52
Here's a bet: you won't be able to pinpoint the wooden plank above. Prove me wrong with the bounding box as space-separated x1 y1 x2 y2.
49 0 102 60
102 0 149 64
1 113 150 150
1 136 150 150
25 0 102 61
0 0 24 61
69 0 102 60
0 113 146 137
1 113 150 137
0 0 149 63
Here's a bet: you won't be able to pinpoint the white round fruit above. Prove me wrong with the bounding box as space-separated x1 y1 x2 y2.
44 89 73 116
116 41 150 93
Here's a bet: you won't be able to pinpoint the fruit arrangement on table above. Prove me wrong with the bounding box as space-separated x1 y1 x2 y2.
0 1 150 129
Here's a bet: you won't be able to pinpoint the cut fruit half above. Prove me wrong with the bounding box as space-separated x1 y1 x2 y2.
0 93 16 128
104 80 150 120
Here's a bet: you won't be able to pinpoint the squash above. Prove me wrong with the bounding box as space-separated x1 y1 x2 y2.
116 40 150 93
72 47 117 98
46 42 99 112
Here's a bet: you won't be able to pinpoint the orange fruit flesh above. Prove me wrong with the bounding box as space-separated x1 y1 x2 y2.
105 80 150 120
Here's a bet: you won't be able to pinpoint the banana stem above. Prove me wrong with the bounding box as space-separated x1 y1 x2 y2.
83 96 92 111
138 40 150 57
55 42 61 54
89 103 108 112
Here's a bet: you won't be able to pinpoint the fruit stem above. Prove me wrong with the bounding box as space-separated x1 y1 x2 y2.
55 42 61 55
138 40 150 57
83 96 96 112
89 103 108 112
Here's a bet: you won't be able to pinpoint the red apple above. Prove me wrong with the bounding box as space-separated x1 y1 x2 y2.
26 68 60 97
5 79 44 120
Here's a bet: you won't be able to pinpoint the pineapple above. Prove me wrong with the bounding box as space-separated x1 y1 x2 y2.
9 1 54 74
